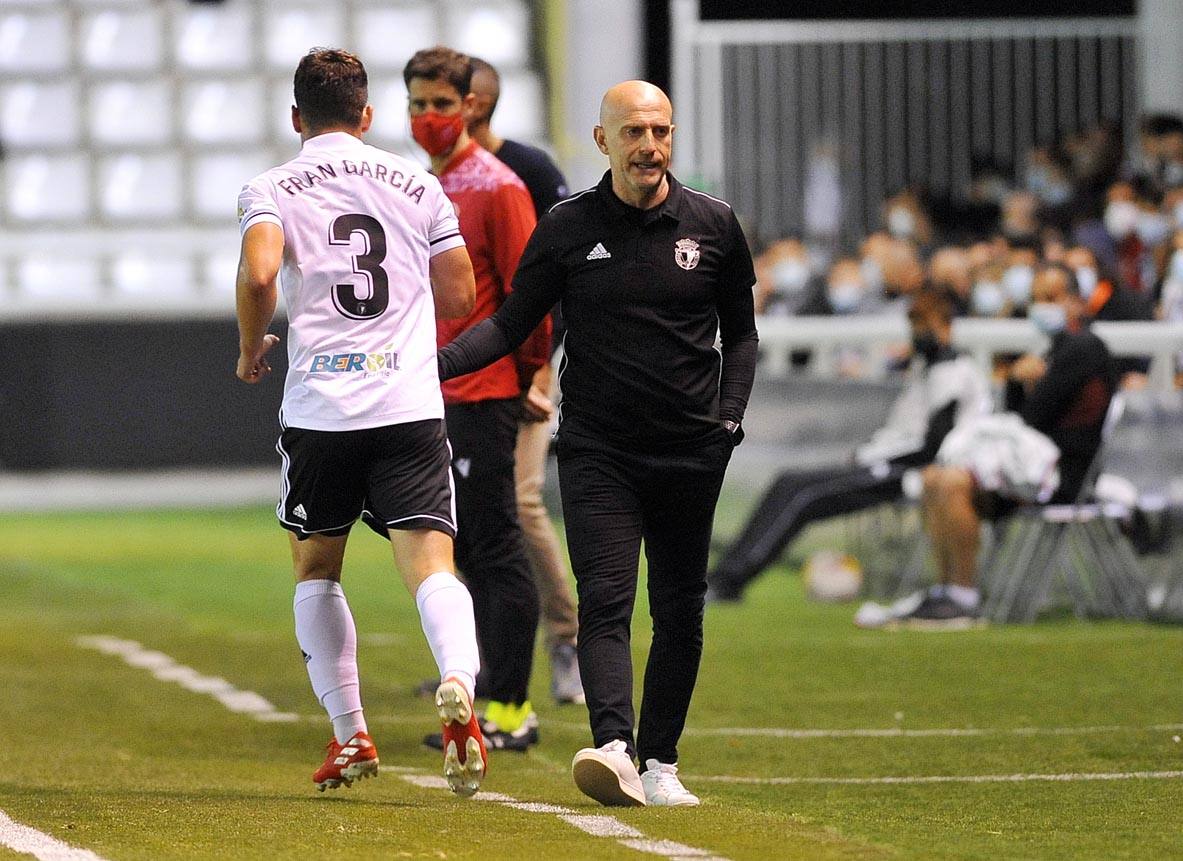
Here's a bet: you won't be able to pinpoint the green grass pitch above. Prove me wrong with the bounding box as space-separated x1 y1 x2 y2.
1 501 1181 860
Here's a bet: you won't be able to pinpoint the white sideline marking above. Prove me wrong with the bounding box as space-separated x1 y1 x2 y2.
392 770 729 860
0 809 109 861
75 635 298 723
543 719 1183 740
696 770 1183 786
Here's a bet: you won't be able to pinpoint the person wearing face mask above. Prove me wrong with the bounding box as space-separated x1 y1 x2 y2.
404 46 549 752
824 258 868 315
753 239 812 315
1098 181 1160 295
901 264 1114 627
707 290 991 603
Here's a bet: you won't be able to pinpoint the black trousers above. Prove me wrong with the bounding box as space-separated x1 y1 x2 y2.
707 463 907 597
557 428 733 766
446 399 539 706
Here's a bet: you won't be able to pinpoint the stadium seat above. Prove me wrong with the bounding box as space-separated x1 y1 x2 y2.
17 255 101 301
184 79 266 145
191 151 272 221
264 6 344 71
89 80 172 146
80 8 163 71
175 2 254 71
354 5 437 70
7 154 90 221
203 251 240 297
1 80 80 147
112 253 195 296
446 1 530 68
99 153 182 221
0 10 70 72
979 395 1149 623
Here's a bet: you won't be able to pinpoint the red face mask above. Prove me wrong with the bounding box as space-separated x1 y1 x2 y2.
411 111 465 157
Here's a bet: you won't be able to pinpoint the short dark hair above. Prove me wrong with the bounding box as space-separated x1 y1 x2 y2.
468 56 500 109
293 48 368 131
1040 262 1081 298
1141 113 1183 137
403 46 472 96
908 288 954 325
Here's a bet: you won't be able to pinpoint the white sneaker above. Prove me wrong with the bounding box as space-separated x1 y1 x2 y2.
571 740 646 806
640 759 700 807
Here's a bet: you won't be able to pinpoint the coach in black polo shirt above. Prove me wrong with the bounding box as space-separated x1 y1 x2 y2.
439 80 758 807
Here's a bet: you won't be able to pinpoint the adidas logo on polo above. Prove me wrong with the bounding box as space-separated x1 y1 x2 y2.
586 242 611 260
293 504 308 520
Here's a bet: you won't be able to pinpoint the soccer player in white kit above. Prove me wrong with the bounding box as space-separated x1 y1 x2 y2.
235 48 487 797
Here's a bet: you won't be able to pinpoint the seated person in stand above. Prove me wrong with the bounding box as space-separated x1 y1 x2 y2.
904 263 1115 626
707 290 992 602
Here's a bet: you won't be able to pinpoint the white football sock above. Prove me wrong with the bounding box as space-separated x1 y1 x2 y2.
415 571 479 701
293 579 367 744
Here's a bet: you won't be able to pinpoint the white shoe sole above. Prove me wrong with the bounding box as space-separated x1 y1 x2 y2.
436 680 485 797
315 757 379 792
444 737 486 798
644 790 700 807
572 751 646 807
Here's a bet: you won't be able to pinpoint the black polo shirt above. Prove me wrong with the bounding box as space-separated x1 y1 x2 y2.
494 139 569 218
439 170 759 449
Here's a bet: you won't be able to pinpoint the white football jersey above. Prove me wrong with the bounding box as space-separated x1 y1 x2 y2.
238 132 465 431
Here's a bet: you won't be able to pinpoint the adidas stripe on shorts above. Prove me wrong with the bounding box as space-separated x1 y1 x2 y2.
276 419 456 540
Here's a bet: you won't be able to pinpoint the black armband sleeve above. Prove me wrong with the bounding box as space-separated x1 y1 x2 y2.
438 317 513 381
717 210 759 423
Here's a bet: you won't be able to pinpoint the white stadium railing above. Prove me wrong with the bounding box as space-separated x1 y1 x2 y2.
756 315 1183 391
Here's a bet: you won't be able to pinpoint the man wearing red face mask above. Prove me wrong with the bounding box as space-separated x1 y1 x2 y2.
403 46 550 752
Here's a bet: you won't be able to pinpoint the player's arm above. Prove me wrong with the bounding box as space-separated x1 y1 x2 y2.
438 221 563 382
235 222 283 384
429 246 476 319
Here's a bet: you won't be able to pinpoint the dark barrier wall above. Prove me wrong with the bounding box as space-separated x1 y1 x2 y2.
0 319 290 471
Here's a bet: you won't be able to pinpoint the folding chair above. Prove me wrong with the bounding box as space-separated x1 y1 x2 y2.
980 393 1149 623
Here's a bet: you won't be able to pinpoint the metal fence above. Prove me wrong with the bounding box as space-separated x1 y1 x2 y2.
670 1 1140 246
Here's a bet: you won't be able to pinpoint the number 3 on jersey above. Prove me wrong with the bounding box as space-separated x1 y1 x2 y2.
329 213 389 319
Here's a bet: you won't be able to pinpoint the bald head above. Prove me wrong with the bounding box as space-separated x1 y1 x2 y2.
599 80 672 127
594 81 675 209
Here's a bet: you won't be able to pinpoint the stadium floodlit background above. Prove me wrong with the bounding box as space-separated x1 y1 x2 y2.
1 1 1181 859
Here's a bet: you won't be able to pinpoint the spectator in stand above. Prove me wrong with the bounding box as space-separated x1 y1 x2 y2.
1064 245 1152 324
1129 114 1183 195
707 289 991 603
880 238 926 309
753 238 814 316
1001 239 1040 314
969 261 1008 318
929 246 974 316
1081 180 1160 296
1000 190 1041 244
882 190 934 249
898 264 1114 627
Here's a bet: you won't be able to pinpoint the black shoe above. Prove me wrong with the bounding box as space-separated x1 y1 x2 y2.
705 584 743 604
899 594 983 630
423 712 538 753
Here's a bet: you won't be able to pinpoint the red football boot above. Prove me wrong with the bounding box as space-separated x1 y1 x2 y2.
435 677 487 797
312 731 379 791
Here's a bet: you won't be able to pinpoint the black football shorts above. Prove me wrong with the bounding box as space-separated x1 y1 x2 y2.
276 419 456 540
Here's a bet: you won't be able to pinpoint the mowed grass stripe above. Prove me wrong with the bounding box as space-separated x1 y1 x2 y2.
2 507 1183 859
